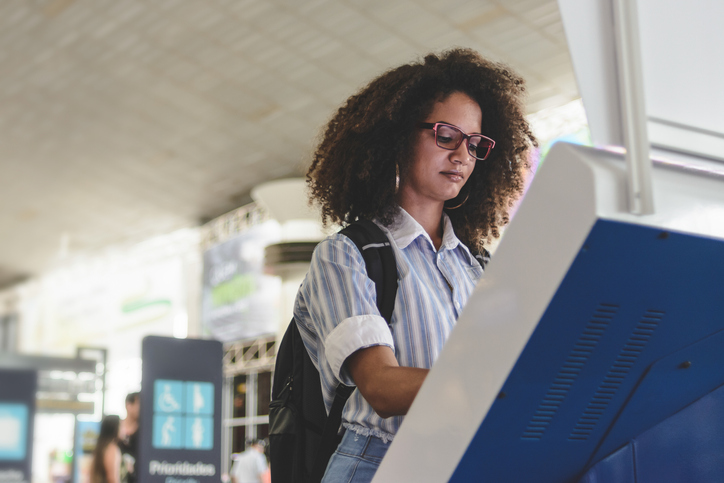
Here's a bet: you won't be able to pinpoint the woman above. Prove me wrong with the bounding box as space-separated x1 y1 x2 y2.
91 415 123 483
294 48 536 482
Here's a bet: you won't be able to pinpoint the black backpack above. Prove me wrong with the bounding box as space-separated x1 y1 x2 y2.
269 220 398 483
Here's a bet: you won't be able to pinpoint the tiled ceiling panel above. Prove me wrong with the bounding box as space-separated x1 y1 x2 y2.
0 0 579 287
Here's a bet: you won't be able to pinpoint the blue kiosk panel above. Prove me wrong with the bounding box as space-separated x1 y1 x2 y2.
449 219 724 482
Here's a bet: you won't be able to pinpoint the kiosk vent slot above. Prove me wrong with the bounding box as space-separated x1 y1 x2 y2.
568 309 665 441
521 303 619 441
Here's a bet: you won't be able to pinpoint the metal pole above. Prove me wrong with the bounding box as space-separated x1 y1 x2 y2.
248 372 258 441
612 0 655 215
221 375 233 479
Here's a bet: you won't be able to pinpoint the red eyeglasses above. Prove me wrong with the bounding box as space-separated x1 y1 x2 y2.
418 122 495 161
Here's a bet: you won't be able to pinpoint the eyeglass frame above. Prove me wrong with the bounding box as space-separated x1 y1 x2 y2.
418 122 496 161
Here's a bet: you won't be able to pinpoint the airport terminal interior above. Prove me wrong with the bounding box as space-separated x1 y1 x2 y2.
2 0 721 482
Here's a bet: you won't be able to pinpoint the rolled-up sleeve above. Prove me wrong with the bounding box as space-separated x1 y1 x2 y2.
325 314 394 384
297 234 395 386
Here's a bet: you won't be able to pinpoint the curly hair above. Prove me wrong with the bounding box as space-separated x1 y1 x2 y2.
306 48 537 252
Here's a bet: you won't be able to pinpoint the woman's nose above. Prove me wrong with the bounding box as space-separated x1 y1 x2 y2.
451 141 473 164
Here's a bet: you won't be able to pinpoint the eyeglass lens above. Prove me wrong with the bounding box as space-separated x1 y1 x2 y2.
436 124 493 160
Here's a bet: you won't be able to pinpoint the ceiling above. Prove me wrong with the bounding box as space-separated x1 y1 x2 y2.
0 0 579 288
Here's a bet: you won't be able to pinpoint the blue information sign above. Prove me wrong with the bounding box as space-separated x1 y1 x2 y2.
0 369 36 483
73 420 101 483
0 404 28 460
150 380 215 450
139 337 222 483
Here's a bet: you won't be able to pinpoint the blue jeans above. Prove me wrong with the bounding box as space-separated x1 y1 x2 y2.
321 430 391 483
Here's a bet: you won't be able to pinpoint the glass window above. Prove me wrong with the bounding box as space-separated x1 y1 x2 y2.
233 375 247 419
257 371 271 416
257 423 269 441
232 425 246 453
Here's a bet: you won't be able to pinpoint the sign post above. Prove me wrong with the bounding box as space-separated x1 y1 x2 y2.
139 336 223 483
0 369 37 483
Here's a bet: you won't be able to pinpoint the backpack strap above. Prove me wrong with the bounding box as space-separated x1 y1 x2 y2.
339 219 397 325
310 219 398 483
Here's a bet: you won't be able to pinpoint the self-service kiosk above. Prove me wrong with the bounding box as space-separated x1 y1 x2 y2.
372 0 724 481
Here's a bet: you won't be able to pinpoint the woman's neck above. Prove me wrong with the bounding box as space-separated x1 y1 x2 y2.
399 200 445 250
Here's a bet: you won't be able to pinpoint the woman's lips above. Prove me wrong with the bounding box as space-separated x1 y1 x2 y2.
441 170 464 182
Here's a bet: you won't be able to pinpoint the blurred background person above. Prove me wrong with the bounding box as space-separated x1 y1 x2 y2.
230 439 268 483
90 415 124 483
119 392 140 483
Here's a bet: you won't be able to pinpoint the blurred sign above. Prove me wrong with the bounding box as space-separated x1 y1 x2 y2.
72 420 100 483
151 380 214 450
0 370 36 483
201 222 281 342
20 257 186 362
0 354 99 416
139 337 222 483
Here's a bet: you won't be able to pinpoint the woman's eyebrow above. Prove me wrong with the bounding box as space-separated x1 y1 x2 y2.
436 121 484 134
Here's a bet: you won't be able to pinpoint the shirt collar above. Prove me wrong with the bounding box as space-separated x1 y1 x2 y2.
383 206 463 253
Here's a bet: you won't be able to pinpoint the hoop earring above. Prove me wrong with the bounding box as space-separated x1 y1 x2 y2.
395 164 400 194
445 192 469 210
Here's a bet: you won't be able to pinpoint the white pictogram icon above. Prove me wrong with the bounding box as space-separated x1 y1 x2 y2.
193 384 205 413
159 384 180 412
191 417 204 448
161 417 176 446
0 415 21 448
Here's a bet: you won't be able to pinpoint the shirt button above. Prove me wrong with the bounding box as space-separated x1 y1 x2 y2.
454 301 461 310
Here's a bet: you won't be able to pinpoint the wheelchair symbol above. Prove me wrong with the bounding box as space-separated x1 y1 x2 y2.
158 383 180 411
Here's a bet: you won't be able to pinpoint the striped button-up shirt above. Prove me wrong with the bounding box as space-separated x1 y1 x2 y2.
294 207 484 442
